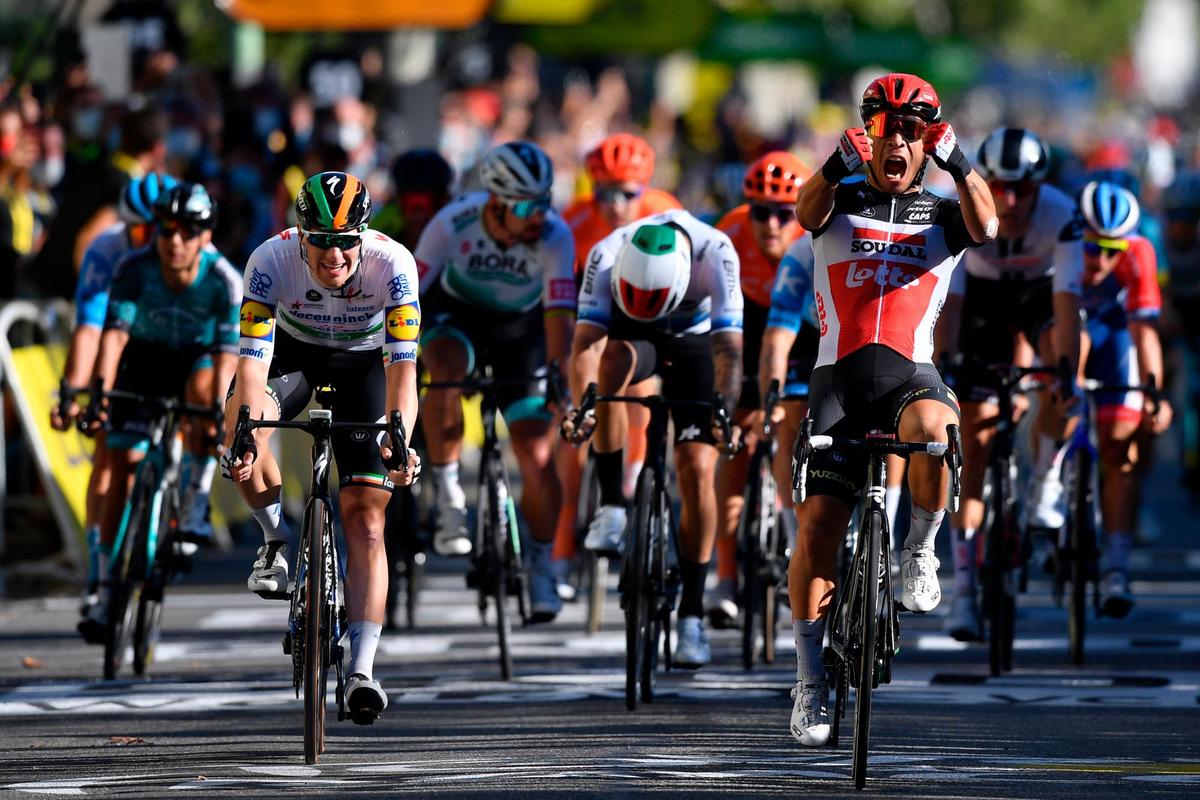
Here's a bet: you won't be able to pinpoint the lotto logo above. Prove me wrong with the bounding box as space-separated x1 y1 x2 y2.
845 262 921 290
239 300 275 339
386 304 420 343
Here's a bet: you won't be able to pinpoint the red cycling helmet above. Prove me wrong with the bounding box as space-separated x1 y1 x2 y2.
743 151 811 204
586 133 656 185
860 73 941 124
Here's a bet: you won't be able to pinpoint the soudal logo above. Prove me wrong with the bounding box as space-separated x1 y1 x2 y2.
849 228 927 259
845 262 921 290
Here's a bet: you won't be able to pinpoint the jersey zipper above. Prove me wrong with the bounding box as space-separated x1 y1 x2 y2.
872 195 897 345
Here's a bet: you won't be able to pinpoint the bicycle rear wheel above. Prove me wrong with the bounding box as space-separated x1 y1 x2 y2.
1066 448 1094 666
740 454 764 670
983 468 1010 677
577 457 607 635
624 469 651 711
134 488 178 676
105 469 155 680
303 499 329 764
851 510 882 790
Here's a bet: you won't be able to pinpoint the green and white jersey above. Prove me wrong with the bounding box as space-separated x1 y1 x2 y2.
414 192 576 313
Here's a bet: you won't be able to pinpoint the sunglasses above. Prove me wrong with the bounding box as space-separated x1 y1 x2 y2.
304 230 364 250
750 203 794 225
1083 236 1130 256
864 112 928 142
988 179 1039 199
501 195 552 219
595 184 644 204
158 221 206 240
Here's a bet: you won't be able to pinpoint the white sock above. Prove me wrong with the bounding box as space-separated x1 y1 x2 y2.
432 463 467 508
903 504 945 552
251 500 294 547
952 526 977 596
1102 531 1132 574
194 455 217 493
348 621 383 679
793 618 827 683
623 461 643 500
884 486 902 539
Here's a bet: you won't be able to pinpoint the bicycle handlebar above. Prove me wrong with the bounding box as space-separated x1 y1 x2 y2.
569 382 735 455
230 404 410 473
78 386 220 435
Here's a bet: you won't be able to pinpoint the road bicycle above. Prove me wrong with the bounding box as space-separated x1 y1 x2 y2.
574 451 608 634
794 419 961 789
231 391 408 763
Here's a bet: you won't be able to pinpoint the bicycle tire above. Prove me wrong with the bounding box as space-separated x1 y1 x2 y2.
640 487 667 704
105 469 154 680
488 468 515 681
1066 448 1093 666
851 509 882 790
740 451 764 671
760 457 781 666
303 499 329 764
133 487 177 676
985 466 1007 678
579 459 606 634
624 469 652 711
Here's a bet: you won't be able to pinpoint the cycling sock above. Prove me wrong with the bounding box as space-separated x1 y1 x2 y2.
678 558 709 618
952 526 977 595
884 486 902 537
716 534 738 581
903 504 944 552
252 500 294 546
431 462 467 508
347 621 383 680
594 448 625 507
1101 531 1132 573
184 453 217 493
793 618 827 682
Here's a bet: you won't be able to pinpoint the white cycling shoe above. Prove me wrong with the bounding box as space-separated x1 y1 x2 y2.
247 541 291 599
1024 473 1067 530
674 615 711 669
704 578 740 629
432 503 472 557
790 679 831 747
345 673 387 725
584 505 626 556
900 547 942 613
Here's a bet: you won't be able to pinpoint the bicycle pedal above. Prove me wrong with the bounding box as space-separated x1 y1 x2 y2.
254 588 292 601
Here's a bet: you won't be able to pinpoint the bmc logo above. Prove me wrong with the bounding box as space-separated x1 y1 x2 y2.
845 262 921 290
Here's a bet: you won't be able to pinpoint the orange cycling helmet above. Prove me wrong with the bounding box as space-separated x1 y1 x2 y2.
743 151 811 204
586 133 656 185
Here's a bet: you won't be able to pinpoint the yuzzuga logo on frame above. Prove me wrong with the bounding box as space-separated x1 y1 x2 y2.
386 303 420 342
240 300 275 339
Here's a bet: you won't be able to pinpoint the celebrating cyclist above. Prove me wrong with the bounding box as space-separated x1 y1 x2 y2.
222 171 422 723
934 127 1084 640
563 209 743 668
708 151 810 628
788 73 996 746
1075 180 1171 616
52 173 177 621
79 183 240 642
414 141 574 624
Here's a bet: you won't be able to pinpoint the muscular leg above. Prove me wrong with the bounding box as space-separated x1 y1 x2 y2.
1098 417 1140 571
898 398 959 612
421 336 470 466
340 485 391 680
509 420 561 544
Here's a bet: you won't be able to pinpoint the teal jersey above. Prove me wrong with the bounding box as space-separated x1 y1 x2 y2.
106 245 242 352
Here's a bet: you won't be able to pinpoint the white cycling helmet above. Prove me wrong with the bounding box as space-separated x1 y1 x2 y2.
611 223 691 322
976 127 1050 183
480 141 553 200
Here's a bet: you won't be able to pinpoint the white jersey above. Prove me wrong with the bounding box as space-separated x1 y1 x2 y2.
238 227 421 367
953 183 1084 295
414 191 576 313
578 209 743 337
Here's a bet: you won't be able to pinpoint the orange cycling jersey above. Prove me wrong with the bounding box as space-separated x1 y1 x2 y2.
716 204 805 307
564 188 682 276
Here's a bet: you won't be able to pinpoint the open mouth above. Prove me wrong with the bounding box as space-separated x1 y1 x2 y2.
884 157 907 180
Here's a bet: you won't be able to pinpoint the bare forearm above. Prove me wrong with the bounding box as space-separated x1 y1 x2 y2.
758 327 795 401
385 360 419 439
224 359 269 442
64 325 101 387
570 328 605 404
1131 322 1164 389
713 330 743 403
544 311 574 376
93 329 129 390
212 352 238 407
794 173 839 232
1051 293 1081 374
957 172 997 244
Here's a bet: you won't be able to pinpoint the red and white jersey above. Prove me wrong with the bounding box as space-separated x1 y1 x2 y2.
811 182 978 368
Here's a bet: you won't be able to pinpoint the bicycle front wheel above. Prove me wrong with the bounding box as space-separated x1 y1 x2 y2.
578 457 607 634
133 489 178 676
106 469 155 680
624 469 652 711
303 499 330 764
852 510 882 790
740 454 765 671
1066 448 1094 666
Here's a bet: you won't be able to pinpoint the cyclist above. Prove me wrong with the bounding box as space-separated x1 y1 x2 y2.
556 133 682 596
562 209 744 668
372 149 454 251
708 151 810 628
222 170 422 723
1076 180 1171 616
51 173 177 619
788 73 996 746
414 141 574 623
78 183 240 641
933 127 1084 640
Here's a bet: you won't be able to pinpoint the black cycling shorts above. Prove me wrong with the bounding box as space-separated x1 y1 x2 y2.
957 274 1054 404
608 312 717 446
234 329 394 493
108 340 211 451
419 284 549 424
804 344 960 508
738 298 820 408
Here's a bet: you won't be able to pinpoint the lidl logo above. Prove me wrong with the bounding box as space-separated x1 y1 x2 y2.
385 304 420 343
240 300 275 340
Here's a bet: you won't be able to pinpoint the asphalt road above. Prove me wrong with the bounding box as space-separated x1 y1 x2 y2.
1 541 1198 799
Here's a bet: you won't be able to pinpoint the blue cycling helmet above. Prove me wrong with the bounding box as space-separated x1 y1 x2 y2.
117 172 178 226
1079 180 1140 239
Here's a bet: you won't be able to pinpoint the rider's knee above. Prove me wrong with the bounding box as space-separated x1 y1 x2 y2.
340 501 386 545
598 341 634 390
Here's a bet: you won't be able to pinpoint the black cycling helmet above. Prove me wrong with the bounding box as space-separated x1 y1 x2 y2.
295 171 372 232
154 182 216 230
390 149 453 196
